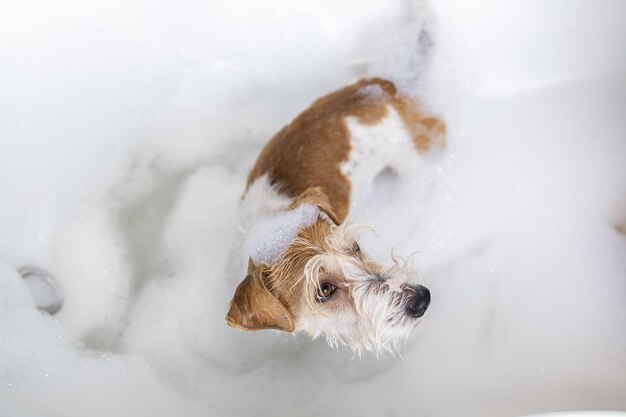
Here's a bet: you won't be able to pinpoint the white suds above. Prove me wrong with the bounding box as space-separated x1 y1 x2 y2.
358 84 385 100
249 204 320 265
1 0 625 416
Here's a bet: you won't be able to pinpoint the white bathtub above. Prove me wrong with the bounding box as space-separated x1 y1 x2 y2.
1 0 625 416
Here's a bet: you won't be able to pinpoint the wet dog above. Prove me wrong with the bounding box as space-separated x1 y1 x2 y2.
226 78 444 354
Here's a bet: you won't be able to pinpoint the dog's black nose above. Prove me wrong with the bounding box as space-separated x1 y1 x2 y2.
406 285 430 318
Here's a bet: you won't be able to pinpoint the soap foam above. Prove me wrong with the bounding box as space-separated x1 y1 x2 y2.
0 0 625 416
249 204 320 265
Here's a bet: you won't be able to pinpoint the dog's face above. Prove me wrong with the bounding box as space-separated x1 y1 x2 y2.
226 189 430 355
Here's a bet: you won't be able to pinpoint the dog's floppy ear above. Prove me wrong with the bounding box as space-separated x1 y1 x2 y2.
226 261 294 332
291 187 340 225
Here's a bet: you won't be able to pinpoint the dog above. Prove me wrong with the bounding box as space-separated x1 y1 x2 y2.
225 78 445 354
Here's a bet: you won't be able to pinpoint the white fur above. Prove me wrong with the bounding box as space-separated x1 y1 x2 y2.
342 103 420 210
235 227 423 357
239 174 292 233
384 276 404 292
228 175 292 278
295 223 423 356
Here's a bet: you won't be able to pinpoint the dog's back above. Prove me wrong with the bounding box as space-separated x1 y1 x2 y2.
246 78 444 224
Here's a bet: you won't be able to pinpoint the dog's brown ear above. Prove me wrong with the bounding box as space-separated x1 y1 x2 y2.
247 257 256 274
291 187 341 225
226 264 294 332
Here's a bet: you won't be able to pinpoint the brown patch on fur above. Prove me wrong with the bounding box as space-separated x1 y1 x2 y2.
290 186 341 225
226 264 295 332
394 98 447 151
228 191 347 332
247 78 446 224
263 219 332 318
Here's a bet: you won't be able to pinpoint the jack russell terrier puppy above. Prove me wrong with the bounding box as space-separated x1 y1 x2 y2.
226 78 445 354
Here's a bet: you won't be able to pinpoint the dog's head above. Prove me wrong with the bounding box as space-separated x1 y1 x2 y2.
226 188 430 355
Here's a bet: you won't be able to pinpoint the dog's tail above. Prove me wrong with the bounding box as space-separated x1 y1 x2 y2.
350 2 439 96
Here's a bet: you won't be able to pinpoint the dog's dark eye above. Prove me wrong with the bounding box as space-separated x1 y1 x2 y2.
353 242 361 253
316 282 336 302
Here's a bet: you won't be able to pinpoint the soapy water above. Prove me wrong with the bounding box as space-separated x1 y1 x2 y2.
1 0 625 416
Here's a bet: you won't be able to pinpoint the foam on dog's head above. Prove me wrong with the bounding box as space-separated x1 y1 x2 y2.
248 204 319 265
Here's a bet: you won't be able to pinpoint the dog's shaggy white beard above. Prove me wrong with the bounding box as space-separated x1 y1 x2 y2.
297 223 422 356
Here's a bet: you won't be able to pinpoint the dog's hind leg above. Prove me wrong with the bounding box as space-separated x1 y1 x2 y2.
341 101 444 211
